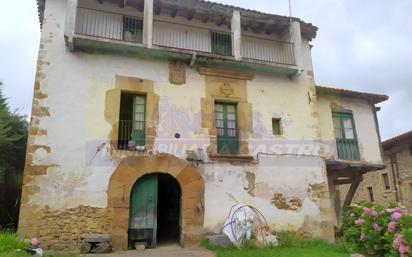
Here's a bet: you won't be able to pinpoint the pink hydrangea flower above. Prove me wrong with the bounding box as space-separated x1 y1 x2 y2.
351 254 365 257
360 232 366 241
393 234 402 249
354 218 365 225
399 244 410 254
363 207 371 213
350 213 355 217
386 208 396 213
388 221 397 232
370 210 378 217
391 212 402 220
372 223 381 231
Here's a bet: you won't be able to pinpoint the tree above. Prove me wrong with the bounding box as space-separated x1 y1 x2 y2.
0 82 28 229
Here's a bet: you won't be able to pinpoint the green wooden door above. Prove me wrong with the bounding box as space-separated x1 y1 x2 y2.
215 102 239 155
129 174 158 248
131 95 146 146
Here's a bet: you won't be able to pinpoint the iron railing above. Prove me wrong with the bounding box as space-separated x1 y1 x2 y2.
118 120 146 150
241 35 295 65
75 7 296 65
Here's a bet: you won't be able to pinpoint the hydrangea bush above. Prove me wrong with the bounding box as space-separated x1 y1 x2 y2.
341 200 412 257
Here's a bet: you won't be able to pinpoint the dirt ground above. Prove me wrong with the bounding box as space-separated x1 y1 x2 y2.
82 244 215 257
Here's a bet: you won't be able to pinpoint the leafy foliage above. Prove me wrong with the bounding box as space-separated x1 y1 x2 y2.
0 83 28 229
341 200 412 257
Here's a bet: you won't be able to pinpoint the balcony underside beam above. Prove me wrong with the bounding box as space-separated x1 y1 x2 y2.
72 36 300 77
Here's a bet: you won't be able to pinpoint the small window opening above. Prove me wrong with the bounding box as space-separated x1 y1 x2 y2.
272 118 282 135
382 173 390 190
367 186 374 202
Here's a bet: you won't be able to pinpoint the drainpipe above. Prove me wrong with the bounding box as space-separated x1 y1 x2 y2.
393 154 403 204
389 154 400 203
372 106 384 160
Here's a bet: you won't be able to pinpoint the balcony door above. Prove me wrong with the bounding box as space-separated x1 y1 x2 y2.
215 102 239 155
332 112 360 160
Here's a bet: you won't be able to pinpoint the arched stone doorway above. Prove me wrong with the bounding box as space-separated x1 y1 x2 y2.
128 173 181 248
107 154 204 250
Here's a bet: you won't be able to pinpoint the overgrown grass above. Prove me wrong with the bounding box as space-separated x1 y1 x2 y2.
0 231 78 257
0 231 28 257
203 232 352 257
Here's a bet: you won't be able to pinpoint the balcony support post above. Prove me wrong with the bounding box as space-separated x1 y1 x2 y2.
231 10 241 60
290 21 303 74
64 0 78 51
143 0 154 48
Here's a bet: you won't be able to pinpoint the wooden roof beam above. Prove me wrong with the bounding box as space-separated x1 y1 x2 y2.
201 13 210 23
154 2 162 15
170 5 177 18
215 15 226 26
186 9 195 20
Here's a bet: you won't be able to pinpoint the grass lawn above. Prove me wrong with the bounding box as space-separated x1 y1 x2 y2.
0 231 78 257
204 234 353 257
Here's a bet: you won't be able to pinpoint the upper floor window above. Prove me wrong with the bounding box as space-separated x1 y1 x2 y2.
332 112 360 160
211 32 232 56
118 93 146 150
367 186 374 202
382 173 390 190
123 16 143 43
215 102 239 155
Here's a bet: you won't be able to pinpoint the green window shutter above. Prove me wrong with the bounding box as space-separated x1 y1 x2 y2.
132 95 146 146
211 32 233 56
215 102 239 154
332 112 360 160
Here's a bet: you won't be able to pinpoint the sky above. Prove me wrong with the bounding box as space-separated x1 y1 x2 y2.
0 0 411 140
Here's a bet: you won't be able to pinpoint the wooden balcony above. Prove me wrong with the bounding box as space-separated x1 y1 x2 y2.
71 7 299 76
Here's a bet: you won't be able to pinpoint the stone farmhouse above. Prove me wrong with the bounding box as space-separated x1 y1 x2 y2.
339 131 412 211
20 0 388 251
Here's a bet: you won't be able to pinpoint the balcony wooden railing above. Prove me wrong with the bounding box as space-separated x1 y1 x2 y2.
336 138 360 161
74 7 296 66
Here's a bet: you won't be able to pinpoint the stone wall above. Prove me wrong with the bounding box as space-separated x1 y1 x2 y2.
36 206 112 251
338 142 412 210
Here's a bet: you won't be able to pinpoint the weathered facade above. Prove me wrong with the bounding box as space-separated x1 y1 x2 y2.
339 131 412 211
20 0 388 251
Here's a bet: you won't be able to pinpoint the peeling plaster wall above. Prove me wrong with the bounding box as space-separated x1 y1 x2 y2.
18 0 380 243
316 94 383 164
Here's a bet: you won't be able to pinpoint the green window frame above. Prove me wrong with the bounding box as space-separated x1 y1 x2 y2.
132 95 146 146
332 112 360 160
215 102 239 155
211 32 233 56
123 16 143 43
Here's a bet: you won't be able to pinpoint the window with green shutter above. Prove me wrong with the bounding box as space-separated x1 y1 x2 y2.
118 93 146 150
332 112 360 160
215 102 239 155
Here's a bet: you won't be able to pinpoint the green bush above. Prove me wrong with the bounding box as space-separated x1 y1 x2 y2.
341 200 412 257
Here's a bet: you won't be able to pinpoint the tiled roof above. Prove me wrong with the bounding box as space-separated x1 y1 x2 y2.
37 0 318 39
382 130 412 150
315 85 389 104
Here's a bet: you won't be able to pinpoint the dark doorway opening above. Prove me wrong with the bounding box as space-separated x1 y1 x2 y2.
157 173 181 245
